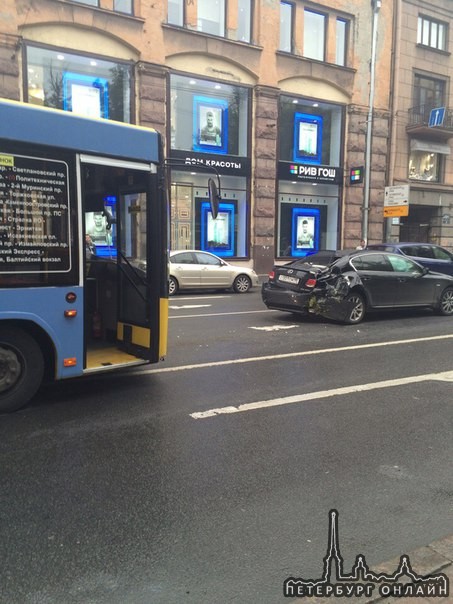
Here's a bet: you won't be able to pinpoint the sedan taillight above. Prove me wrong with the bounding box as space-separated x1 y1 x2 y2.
269 270 275 280
305 278 317 288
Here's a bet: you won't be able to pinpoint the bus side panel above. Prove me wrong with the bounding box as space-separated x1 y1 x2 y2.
0 287 84 380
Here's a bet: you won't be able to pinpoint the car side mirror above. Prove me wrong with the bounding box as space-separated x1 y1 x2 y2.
416 267 429 276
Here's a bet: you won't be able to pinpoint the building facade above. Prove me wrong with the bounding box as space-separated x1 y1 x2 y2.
388 0 453 248
1 0 404 274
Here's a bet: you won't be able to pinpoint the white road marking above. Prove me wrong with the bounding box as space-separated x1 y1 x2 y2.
249 325 297 331
170 310 272 319
138 333 453 374
173 296 231 300
190 369 453 419
169 304 212 309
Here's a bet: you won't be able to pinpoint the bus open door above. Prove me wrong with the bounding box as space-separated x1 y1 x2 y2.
81 157 166 374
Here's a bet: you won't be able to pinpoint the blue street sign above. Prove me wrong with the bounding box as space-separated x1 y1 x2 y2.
429 107 446 127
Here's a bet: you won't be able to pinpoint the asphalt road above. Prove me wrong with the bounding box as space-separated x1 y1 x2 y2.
1 289 452 603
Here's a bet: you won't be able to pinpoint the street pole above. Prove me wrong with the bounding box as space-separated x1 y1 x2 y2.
362 0 381 243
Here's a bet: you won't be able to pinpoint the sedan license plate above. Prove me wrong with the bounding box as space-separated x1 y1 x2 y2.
278 274 299 285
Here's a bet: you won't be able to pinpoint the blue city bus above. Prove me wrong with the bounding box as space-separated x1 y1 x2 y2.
0 99 174 412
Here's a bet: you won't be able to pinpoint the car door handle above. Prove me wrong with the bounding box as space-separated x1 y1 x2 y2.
397 278 407 282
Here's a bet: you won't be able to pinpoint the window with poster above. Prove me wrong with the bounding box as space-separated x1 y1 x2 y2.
170 74 249 157
279 96 343 165
25 45 132 122
200 201 235 257
277 95 343 258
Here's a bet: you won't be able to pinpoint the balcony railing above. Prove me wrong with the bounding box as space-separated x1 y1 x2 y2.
407 104 453 138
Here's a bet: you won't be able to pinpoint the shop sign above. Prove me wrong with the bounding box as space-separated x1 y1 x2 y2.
170 150 250 176
278 162 343 184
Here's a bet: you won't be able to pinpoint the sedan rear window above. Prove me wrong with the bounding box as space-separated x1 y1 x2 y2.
171 252 194 264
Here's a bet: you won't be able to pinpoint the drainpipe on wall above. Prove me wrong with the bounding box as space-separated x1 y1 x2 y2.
386 0 402 242
362 0 381 242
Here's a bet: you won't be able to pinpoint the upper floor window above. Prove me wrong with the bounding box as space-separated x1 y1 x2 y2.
336 18 347 66
417 15 447 51
237 0 252 43
168 0 184 26
304 9 325 61
71 0 133 13
280 2 293 52
198 0 225 37
413 74 445 109
113 0 132 14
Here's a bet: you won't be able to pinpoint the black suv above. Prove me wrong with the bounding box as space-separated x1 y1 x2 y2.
366 243 453 276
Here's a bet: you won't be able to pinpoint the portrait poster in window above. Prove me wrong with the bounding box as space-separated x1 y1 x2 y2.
291 208 320 256
200 201 235 257
193 96 228 154
293 113 323 164
63 73 109 119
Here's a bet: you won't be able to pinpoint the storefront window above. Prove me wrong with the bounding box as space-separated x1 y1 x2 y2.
409 151 440 182
170 172 248 257
277 96 343 259
25 46 132 122
279 96 343 166
170 74 249 157
277 184 339 258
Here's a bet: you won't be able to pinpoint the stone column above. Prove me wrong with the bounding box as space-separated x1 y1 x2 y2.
343 105 389 247
252 85 279 275
136 62 168 145
0 35 20 101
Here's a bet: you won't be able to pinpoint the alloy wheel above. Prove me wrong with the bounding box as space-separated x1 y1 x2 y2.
347 294 365 324
440 288 453 315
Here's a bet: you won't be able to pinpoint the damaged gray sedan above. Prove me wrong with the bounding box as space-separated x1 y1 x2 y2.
261 250 453 324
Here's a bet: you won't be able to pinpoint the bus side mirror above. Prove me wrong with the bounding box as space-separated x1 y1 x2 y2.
208 177 221 220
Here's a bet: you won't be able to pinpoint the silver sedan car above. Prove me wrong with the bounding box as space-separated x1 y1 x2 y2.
169 250 259 295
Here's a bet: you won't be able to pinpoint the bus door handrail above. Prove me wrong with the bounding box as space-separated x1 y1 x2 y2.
117 250 148 302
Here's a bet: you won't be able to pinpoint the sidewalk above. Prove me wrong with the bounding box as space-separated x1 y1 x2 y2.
289 532 453 603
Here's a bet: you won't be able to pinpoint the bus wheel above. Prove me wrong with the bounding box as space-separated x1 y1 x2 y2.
0 328 44 413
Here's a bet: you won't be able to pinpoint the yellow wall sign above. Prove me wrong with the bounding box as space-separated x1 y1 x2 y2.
383 205 409 217
0 155 14 167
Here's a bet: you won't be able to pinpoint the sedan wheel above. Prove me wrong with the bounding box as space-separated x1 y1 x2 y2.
233 274 251 293
168 276 178 296
438 287 453 315
344 292 366 324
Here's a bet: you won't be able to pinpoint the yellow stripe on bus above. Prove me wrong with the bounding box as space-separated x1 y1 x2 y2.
116 323 150 347
159 298 168 358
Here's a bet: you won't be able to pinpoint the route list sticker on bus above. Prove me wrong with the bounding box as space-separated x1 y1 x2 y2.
0 153 71 273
